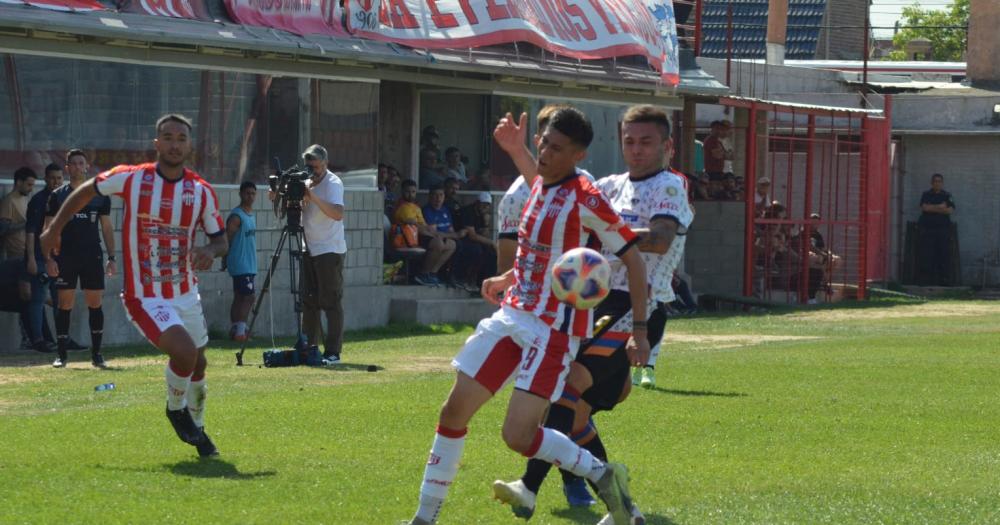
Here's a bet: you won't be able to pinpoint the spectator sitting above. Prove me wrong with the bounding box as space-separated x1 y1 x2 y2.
754 177 772 215
443 177 463 218
444 147 468 183
703 120 733 181
379 164 400 218
393 180 456 286
420 148 445 188
712 173 742 200
692 172 712 200
421 185 470 287
454 192 498 290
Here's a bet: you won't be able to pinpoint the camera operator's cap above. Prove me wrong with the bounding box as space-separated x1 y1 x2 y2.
477 192 492 204
302 144 328 162
757 176 771 185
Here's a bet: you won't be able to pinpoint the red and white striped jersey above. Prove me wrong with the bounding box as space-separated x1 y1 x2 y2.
504 171 637 338
94 163 225 300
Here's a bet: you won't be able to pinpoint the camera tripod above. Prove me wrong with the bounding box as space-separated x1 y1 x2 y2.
235 211 308 366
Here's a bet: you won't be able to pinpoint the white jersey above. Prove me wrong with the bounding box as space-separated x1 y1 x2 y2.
594 168 694 303
497 169 594 241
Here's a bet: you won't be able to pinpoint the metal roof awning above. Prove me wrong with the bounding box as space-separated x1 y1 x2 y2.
0 3 727 106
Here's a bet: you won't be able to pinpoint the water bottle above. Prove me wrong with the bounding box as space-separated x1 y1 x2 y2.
94 383 115 392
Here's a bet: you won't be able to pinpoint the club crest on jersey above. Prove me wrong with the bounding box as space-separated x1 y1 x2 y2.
182 191 195 206
143 172 154 182
183 180 194 189
666 186 679 196
557 188 571 198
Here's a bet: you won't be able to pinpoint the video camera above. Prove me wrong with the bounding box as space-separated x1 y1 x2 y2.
268 165 311 229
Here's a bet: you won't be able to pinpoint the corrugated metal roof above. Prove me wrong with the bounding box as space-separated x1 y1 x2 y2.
700 0 827 60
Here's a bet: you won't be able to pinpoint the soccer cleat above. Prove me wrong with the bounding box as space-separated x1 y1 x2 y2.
596 502 646 525
196 428 220 457
563 477 596 507
631 367 642 386
91 354 107 369
640 368 655 389
52 356 67 368
166 404 206 446
594 463 634 525
492 479 536 520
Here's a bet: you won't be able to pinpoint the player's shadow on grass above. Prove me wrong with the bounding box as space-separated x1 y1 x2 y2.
551 507 680 524
650 387 748 398
168 458 276 480
316 362 384 372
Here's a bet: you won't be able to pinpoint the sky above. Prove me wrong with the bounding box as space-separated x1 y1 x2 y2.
870 0 955 38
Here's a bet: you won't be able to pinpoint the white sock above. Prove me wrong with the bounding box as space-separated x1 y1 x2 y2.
416 426 466 523
647 342 661 368
186 378 207 427
531 427 605 482
164 363 192 411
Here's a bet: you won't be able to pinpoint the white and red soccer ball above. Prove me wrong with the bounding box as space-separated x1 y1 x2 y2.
550 247 611 310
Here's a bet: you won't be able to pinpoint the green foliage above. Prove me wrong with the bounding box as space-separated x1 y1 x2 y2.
889 0 969 61
2 301 1000 523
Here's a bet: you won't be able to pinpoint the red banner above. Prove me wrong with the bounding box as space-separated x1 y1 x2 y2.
344 0 679 85
116 0 211 19
0 0 104 11
224 0 349 37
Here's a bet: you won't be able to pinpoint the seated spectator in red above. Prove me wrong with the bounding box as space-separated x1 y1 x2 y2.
393 180 456 286
444 147 467 183
454 191 498 289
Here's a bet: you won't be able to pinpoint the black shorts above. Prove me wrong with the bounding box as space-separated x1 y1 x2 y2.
232 274 256 296
54 252 104 291
577 291 668 412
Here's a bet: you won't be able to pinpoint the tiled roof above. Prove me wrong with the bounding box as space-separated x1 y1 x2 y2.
700 0 827 60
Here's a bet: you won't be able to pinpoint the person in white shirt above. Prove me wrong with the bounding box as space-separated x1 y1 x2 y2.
300 145 346 362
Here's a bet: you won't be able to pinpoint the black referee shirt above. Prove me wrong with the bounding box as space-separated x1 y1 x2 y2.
919 190 955 229
45 184 111 256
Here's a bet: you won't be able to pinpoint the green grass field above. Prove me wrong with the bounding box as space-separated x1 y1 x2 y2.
2 300 999 524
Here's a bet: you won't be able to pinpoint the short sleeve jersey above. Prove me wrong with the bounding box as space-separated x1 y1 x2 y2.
94 163 225 300
46 183 111 256
422 204 453 233
497 170 595 241
595 169 695 303
504 171 637 338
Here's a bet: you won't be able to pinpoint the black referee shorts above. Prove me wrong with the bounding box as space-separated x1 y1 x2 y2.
54 252 105 291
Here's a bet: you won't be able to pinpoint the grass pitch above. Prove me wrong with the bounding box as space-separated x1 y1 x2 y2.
1 300 999 524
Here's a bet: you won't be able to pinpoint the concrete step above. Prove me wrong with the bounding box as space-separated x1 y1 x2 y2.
387 284 475 301
390 298 497 325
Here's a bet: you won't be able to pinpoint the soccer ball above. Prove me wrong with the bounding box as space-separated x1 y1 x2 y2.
550 247 611 310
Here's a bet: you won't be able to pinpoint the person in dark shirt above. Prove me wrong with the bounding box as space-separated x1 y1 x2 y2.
917 173 955 286
23 163 65 352
44 149 116 368
455 192 498 289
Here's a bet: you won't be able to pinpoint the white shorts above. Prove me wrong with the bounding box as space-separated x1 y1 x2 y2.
122 292 210 348
453 305 580 402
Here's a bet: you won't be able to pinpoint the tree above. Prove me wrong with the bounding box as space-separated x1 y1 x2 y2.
888 0 969 61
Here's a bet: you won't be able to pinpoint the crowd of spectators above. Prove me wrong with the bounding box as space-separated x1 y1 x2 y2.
753 199 840 304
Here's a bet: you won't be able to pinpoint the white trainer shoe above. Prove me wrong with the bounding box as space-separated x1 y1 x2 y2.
492 479 536 520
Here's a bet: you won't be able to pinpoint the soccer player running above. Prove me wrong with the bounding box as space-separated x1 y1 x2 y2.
406 107 650 525
44 150 116 369
493 105 694 523
41 114 227 457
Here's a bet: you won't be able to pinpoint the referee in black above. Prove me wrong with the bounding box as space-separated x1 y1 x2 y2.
44 149 116 368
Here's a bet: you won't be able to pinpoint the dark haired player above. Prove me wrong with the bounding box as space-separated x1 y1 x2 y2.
44 149 115 368
42 114 228 457
406 108 650 525
493 105 693 523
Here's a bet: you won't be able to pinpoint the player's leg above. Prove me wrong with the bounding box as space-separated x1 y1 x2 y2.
410 312 520 525
638 303 668 388
81 254 107 367
52 284 76 368
300 253 323 348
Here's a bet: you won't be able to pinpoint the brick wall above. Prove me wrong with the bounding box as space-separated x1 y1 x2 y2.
0 182 388 352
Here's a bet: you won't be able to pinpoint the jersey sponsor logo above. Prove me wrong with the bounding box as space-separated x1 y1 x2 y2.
501 218 519 231
160 198 173 209
140 190 153 197
153 308 172 323
427 453 441 466
619 213 639 224
182 191 195 206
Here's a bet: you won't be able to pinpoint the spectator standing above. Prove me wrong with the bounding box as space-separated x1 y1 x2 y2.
23 164 63 352
444 147 468 183
703 120 732 181
1 167 35 259
44 149 115 369
224 181 257 342
420 148 446 188
422 185 469 286
300 145 347 363
754 177 772 214
918 173 955 286
394 179 456 286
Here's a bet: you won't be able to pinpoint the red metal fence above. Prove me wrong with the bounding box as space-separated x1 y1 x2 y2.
724 99 890 303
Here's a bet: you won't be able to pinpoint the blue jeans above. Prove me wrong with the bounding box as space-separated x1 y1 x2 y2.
26 259 54 344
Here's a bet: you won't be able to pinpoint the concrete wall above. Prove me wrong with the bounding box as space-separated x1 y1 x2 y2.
379 81 416 178
685 201 746 296
0 182 388 352
897 135 1000 285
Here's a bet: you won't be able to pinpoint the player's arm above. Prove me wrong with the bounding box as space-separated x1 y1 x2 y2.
497 238 517 274
225 214 241 244
481 268 515 305
40 179 98 260
191 233 228 272
494 112 538 187
99 214 116 276
618 245 650 363
24 230 37 275
632 217 679 255
305 190 344 220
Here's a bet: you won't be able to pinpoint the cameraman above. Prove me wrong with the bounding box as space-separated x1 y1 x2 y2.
299 145 346 363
